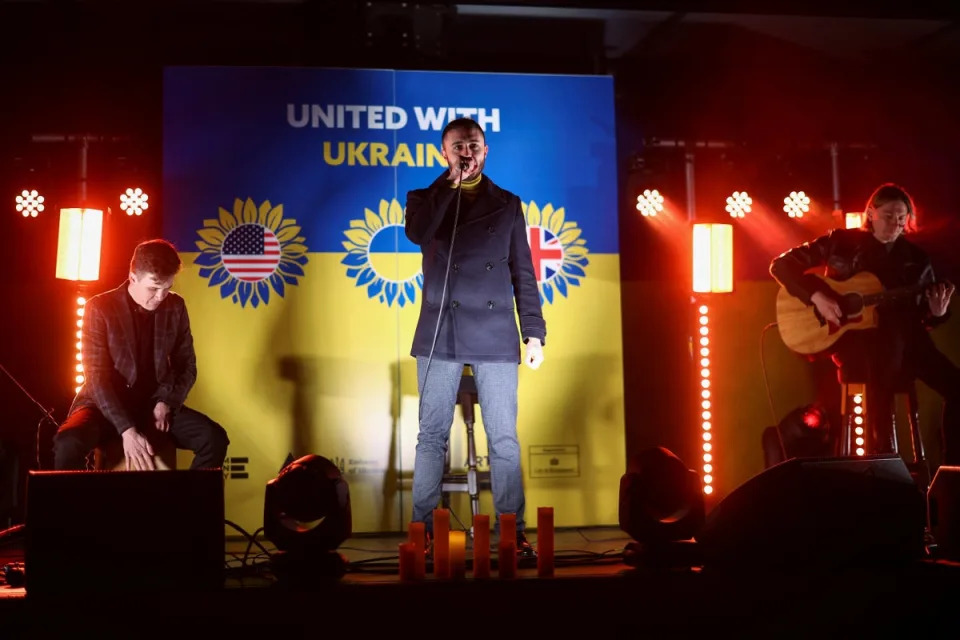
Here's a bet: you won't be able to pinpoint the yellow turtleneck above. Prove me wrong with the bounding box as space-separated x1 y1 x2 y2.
452 174 482 202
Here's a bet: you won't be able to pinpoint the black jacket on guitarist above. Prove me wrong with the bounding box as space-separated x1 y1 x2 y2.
771 227 947 334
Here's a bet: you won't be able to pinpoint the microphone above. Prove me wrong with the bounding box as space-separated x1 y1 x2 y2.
459 158 470 171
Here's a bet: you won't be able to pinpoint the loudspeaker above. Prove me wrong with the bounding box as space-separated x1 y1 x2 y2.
0 440 19 528
928 465 960 560
696 455 926 569
619 447 704 544
25 469 224 597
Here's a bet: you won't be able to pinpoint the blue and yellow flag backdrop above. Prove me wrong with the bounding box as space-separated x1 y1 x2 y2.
163 66 624 533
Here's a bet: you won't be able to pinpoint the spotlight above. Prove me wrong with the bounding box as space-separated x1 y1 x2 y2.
636 189 665 217
801 405 827 430
783 191 810 218
619 447 705 567
15 190 45 217
264 454 351 582
120 187 149 216
725 191 752 218
762 403 832 468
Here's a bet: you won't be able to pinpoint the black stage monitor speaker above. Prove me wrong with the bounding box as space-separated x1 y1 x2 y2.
25 469 224 597
696 455 926 570
0 440 19 528
928 465 960 560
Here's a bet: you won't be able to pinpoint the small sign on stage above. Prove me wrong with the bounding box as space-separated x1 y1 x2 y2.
224 457 249 480
529 445 580 478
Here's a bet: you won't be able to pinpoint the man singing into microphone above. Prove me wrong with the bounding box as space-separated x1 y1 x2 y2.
405 117 546 557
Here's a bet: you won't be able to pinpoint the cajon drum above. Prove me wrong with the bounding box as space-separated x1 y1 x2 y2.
92 435 178 471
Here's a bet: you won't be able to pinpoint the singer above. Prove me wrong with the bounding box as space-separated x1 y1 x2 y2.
52 239 229 471
405 117 546 557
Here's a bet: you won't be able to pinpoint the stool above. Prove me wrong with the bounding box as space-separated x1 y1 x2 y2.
839 378 930 489
440 367 491 532
91 434 178 471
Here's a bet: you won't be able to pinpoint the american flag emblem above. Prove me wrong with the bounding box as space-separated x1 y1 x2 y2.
527 225 565 283
222 223 282 282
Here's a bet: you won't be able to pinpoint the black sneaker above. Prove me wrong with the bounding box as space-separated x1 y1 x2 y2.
516 531 537 558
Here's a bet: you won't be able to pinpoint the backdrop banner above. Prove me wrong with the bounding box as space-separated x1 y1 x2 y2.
162 66 623 533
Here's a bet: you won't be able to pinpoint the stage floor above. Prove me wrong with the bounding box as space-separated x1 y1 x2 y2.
4 525 960 637
0 525 635 593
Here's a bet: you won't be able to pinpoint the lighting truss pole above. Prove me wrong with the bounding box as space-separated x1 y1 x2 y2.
31 134 129 207
830 141 841 213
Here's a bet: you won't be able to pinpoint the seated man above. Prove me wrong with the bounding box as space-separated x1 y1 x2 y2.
53 239 228 471
770 182 956 462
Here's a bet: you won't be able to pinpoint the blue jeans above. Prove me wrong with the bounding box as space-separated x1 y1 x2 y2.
412 356 525 535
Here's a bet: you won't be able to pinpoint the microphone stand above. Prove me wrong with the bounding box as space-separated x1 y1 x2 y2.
0 363 59 468
419 161 468 419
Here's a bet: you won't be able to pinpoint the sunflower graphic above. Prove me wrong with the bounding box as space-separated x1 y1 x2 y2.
194 197 309 308
521 201 589 305
341 198 423 308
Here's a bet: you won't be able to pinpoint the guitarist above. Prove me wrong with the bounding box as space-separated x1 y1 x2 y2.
770 183 958 463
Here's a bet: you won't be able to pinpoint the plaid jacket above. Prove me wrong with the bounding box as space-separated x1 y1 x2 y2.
68 282 197 434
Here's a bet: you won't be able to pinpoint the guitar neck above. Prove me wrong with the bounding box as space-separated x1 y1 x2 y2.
862 284 924 306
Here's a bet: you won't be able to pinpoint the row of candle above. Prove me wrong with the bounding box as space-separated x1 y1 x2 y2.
399 506 555 580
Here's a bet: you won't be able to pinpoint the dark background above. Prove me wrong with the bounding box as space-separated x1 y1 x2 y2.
3 0 960 525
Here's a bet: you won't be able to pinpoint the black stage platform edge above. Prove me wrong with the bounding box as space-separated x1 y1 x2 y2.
3 560 960 637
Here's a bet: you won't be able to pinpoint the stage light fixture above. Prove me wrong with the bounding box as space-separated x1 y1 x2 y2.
55 208 103 281
619 447 705 566
725 191 752 218
783 191 810 218
264 454 352 582
692 223 733 294
120 187 149 216
845 212 864 229
15 190 45 217
762 403 832 468
635 189 665 217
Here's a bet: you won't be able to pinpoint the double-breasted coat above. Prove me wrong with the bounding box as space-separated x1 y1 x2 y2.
405 173 546 362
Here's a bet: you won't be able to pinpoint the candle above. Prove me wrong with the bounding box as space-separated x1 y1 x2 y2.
433 508 450 578
399 542 416 582
449 530 466 579
499 513 517 548
409 521 426 580
537 507 554 577
473 514 490 579
498 540 517 579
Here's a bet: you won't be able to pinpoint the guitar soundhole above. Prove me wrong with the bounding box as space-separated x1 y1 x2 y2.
840 293 864 318
812 294 863 330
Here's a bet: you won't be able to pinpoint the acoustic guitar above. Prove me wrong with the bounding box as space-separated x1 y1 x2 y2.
775 271 928 355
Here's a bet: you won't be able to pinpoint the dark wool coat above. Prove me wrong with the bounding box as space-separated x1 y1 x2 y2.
405 173 546 362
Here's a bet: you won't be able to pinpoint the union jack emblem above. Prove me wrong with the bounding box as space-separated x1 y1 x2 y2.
527 226 565 283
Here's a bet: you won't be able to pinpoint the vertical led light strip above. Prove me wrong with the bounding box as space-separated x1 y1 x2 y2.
853 392 866 456
74 295 86 393
698 303 714 495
